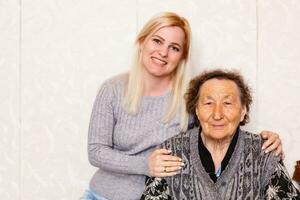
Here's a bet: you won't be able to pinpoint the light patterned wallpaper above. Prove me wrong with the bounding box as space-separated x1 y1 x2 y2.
1 0 299 199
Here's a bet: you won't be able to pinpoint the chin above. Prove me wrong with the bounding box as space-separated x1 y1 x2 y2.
210 135 228 141
208 131 233 140
151 71 171 78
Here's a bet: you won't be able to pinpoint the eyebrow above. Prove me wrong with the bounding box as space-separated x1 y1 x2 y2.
201 96 214 101
223 95 233 99
152 35 183 49
201 95 233 100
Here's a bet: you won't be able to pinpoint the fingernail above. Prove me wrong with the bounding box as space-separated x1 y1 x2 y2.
265 150 269 153
181 162 185 166
179 158 182 161
262 146 265 150
178 166 182 170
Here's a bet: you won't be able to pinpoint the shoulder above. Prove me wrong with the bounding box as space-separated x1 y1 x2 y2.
241 129 261 141
240 129 264 151
162 128 196 155
96 73 128 96
239 129 280 164
101 73 128 90
240 130 278 160
91 73 128 107
240 129 280 175
163 128 193 145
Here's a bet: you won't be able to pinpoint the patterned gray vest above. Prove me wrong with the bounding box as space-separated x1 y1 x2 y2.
163 128 279 200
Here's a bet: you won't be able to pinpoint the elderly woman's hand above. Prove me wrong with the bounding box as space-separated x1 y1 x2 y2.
260 131 284 158
148 149 183 177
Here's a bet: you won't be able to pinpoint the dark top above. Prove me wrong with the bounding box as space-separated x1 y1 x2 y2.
198 128 239 182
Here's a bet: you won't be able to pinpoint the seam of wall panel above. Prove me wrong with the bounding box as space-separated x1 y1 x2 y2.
256 0 260 127
18 0 22 199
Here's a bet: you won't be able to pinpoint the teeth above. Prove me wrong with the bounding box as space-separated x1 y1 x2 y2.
152 57 167 65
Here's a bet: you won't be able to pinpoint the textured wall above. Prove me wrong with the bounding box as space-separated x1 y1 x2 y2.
0 0 299 199
0 0 20 199
257 0 300 182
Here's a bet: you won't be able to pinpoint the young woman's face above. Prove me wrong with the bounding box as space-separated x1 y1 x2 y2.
140 26 185 79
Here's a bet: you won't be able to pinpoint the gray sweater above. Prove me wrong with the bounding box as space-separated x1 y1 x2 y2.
88 74 181 200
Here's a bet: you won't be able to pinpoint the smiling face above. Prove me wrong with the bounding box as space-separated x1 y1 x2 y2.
196 79 247 141
140 26 185 79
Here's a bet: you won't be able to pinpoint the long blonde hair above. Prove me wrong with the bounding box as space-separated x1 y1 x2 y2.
123 12 192 131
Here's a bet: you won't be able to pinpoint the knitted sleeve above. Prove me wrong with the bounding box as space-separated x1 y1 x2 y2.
88 81 149 175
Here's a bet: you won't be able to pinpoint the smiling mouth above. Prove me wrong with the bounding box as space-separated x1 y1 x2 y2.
151 57 167 65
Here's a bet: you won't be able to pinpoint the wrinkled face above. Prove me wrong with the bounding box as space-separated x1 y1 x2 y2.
196 79 246 140
140 26 185 79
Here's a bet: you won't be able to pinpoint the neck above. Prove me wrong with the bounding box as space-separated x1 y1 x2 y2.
143 72 172 96
201 133 233 172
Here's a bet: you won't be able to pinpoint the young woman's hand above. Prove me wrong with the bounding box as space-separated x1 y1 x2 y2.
148 149 184 177
260 130 284 159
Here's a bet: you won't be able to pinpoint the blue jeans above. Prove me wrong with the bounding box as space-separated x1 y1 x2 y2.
80 189 109 200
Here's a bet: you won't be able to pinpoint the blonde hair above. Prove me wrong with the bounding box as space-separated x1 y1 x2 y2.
123 12 192 131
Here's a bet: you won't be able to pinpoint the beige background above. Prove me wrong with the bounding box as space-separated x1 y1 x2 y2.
0 0 299 199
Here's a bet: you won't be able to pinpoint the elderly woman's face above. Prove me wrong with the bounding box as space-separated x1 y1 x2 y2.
196 79 246 140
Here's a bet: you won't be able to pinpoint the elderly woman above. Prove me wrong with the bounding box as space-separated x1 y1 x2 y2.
141 69 300 200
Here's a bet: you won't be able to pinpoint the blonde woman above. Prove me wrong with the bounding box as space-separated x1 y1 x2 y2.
82 12 282 200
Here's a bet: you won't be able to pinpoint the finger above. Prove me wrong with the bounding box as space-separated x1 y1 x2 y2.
154 154 181 163
153 148 172 155
262 139 272 150
155 172 178 178
155 165 182 174
261 133 277 150
274 145 283 157
264 139 280 153
260 131 279 140
160 155 182 162
152 166 178 177
163 160 184 167
260 131 270 139
150 161 183 177
164 166 182 173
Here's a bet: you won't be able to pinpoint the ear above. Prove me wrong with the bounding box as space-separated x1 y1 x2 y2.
240 106 247 122
139 36 148 50
139 43 144 52
195 107 200 119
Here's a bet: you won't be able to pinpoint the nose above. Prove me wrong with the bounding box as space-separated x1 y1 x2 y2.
159 45 168 57
212 104 223 120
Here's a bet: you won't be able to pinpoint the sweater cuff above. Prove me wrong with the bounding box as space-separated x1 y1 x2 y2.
138 155 150 176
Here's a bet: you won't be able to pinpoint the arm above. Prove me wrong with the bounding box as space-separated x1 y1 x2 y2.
88 82 148 175
265 160 300 199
